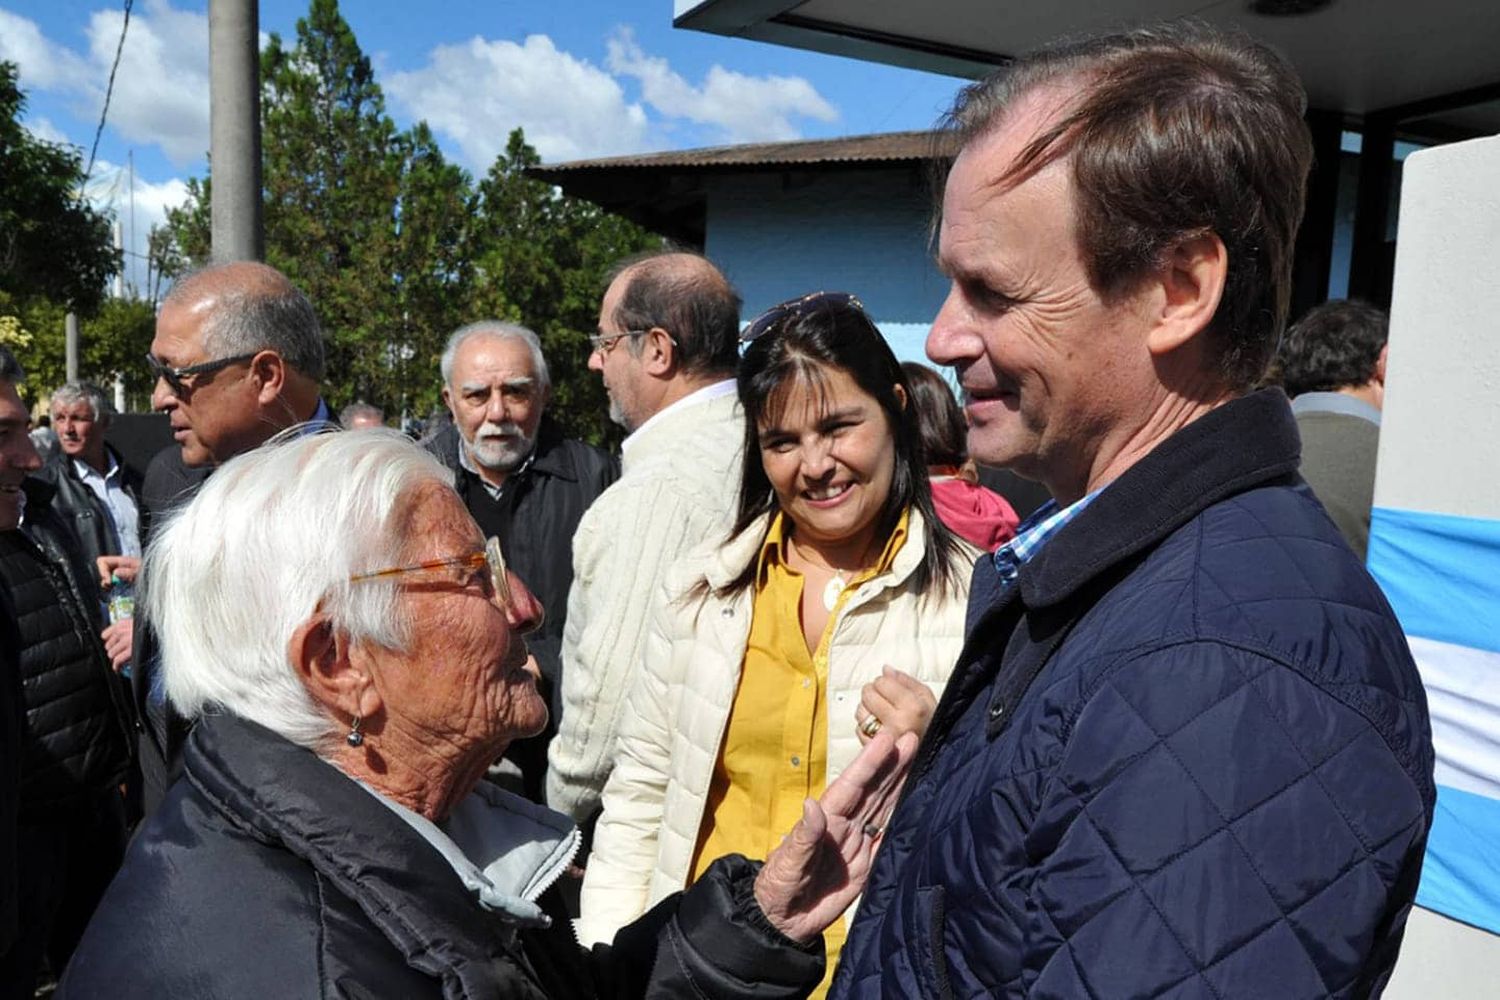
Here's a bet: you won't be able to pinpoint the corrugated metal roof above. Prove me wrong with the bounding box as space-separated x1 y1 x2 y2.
532 130 954 174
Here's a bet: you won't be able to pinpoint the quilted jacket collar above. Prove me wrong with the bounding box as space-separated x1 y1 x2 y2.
183 714 533 994
1019 389 1302 611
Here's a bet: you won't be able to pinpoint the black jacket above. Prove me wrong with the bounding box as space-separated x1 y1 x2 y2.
425 419 616 798
32 447 143 572
0 481 133 819
60 714 823 999
0 587 23 955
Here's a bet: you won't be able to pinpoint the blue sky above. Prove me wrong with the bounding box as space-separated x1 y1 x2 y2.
1 0 964 291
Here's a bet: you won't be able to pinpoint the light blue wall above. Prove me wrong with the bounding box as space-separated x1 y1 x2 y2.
701 169 949 368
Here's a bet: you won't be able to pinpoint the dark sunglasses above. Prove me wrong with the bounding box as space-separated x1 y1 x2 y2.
145 352 258 396
741 291 872 345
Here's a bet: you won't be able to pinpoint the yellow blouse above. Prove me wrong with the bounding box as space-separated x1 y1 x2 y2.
689 509 909 997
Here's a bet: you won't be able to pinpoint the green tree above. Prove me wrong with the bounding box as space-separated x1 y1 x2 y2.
0 61 118 313
468 130 659 444
4 292 156 409
160 0 659 438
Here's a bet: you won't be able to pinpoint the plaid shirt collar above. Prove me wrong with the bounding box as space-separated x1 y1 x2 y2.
993 487 1105 584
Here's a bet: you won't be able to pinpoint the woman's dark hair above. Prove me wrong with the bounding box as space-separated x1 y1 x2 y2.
900 362 968 470
717 296 966 599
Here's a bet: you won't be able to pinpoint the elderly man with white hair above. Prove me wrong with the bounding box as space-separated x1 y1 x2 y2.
424 321 616 802
61 429 912 998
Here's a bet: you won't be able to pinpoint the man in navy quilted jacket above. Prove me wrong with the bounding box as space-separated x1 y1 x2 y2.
832 22 1434 999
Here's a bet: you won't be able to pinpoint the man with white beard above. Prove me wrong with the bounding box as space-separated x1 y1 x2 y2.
423 321 617 801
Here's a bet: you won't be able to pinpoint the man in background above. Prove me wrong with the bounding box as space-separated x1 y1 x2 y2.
1277 299 1388 560
425 320 616 801
547 252 744 826
339 401 384 430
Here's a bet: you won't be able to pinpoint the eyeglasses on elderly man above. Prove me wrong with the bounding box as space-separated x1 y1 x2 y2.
61 427 916 999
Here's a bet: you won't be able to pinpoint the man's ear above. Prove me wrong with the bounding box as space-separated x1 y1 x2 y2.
251 350 289 406
288 611 375 719
441 384 454 414
1146 232 1227 358
642 327 676 377
1374 343 1389 387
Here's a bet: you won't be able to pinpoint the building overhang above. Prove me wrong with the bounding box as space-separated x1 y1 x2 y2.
674 0 1500 129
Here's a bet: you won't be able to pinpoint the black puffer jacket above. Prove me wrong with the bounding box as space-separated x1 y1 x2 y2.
32 447 143 571
0 480 133 818
61 714 824 999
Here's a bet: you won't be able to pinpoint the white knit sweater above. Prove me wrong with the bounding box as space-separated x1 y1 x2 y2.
546 386 745 821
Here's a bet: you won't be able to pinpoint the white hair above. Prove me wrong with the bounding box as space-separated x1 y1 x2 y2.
142 428 450 749
439 321 551 393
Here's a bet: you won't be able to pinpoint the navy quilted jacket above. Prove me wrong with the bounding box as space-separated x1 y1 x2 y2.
832 391 1434 999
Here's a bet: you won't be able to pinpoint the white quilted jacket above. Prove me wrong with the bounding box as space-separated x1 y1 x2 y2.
576 507 975 946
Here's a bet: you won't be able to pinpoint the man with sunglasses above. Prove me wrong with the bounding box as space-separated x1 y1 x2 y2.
546 252 745 830
131 260 332 816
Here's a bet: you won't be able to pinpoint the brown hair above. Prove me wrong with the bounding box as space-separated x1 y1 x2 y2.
900 362 967 469
939 21 1313 390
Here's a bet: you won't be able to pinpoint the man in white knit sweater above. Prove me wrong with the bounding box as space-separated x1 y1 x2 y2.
547 252 746 824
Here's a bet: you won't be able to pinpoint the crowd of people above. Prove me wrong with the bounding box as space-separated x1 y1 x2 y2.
1 19 1433 1000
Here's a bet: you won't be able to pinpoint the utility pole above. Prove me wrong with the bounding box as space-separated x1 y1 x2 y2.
209 0 263 263
65 313 79 382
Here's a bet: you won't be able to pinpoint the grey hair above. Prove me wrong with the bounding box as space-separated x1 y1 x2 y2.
0 346 23 382
339 402 384 428
164 264 327 380
50 381 113 423
142 429 450 750
439 321 550 393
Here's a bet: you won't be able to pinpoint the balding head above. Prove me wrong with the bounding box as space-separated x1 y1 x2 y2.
163 261 325 380
151 261 326 467
606 252 741 379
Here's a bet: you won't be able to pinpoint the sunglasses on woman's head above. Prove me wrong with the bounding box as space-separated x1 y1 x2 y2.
741 291 873 345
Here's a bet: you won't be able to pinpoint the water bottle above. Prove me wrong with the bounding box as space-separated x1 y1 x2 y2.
107 573 135 679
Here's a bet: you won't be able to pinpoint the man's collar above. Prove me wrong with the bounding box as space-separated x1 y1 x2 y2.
1017 389 1302 610
621 378 737 458
1291 390 1382 427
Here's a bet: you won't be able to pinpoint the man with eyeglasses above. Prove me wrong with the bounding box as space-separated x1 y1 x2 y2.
546 252 746 831
422 321 616 803
132 260 332 816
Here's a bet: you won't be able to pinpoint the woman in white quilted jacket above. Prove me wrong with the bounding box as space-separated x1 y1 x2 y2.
580 292 976 997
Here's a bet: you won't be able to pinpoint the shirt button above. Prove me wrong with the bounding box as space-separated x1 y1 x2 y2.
721 607 734 618
790 756 801 767
802 678 811 689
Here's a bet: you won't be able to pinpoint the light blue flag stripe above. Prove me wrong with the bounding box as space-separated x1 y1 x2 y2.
1416 784 1500 935
1368 507 1500 656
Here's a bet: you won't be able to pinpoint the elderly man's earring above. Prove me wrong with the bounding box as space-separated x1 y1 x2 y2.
860 715 882 738
346 716 364 748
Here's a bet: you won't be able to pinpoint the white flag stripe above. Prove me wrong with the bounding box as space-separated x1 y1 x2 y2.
1408 635 1500 801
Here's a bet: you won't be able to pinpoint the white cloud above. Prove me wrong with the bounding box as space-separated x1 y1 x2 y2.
389 27 840 169
0 8 92 90
83 160 192 295
22 114 72 146
387 34 651 168
0 1 209 167
605 26 837 144
83 0 211 166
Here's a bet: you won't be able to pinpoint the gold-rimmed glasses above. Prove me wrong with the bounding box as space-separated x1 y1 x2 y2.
349 535 515 614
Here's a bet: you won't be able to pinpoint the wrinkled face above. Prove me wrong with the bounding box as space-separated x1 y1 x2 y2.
590 274 648 431
362 485 547 756
150 299 264 467
0 380 42 530
51 399 104 463
444 334 546 476
927 92 1156 493
758 364 898 555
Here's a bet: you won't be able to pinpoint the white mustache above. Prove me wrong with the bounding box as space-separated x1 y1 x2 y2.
476 422 524 441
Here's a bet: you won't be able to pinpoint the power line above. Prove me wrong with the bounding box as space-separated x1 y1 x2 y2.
83 0 134 185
